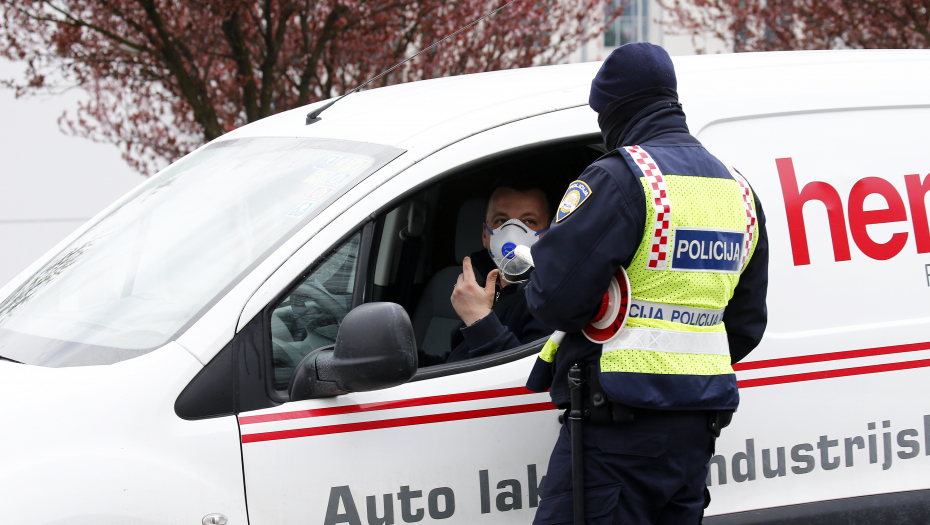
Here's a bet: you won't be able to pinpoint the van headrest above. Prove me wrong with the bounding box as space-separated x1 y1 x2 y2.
455 198 487 263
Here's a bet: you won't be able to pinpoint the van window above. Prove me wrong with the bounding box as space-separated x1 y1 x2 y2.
0 138 401 367
269 233 360 390
259 136 602 395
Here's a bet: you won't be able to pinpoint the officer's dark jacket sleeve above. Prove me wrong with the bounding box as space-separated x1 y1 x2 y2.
526 157 646 331
724 193 768 363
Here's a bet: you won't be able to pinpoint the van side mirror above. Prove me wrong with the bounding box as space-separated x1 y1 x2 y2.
288 302 417 401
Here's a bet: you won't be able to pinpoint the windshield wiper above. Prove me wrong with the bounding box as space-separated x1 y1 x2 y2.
0 355 22 364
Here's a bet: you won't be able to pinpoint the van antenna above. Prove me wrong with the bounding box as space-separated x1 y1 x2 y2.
306 0 521 125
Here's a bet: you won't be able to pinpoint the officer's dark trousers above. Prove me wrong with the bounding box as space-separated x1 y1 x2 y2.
532 410 715 525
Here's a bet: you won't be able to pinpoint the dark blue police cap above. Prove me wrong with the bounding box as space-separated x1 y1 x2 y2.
589 42 677 113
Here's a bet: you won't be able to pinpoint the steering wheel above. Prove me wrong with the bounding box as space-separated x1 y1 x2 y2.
272 338 301 367
295 279 349 320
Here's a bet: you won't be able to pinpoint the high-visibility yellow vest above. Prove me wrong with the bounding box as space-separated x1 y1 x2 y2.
537 144 759 410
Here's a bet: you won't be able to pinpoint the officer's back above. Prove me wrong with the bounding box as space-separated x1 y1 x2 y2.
524 42 768 525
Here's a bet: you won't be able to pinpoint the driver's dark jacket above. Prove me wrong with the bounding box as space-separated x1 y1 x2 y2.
419 249 553 367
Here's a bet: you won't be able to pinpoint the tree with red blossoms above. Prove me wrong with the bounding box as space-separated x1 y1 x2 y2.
0 0 619 173
658 0 930 53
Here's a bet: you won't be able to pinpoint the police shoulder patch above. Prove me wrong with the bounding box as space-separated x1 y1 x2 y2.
556 180 592 223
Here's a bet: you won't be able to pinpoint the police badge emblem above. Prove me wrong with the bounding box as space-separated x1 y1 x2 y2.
556 180 592 222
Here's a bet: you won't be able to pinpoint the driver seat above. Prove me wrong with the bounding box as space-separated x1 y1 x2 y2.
411 198 486 357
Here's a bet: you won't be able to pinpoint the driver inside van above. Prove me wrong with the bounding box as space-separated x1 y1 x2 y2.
419 180 554 366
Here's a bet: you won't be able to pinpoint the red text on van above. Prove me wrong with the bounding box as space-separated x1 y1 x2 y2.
777 157 930 266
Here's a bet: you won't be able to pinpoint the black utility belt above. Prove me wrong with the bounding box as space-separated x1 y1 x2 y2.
560 364 734 437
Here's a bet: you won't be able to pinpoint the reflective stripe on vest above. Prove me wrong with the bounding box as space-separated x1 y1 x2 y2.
626 145 672 270
720 161 758 271
600 327 732 375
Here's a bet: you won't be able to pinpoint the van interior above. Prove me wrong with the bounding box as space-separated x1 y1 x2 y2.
269 134 604 390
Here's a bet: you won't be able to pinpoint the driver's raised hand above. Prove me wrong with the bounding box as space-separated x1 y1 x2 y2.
451 256 498 326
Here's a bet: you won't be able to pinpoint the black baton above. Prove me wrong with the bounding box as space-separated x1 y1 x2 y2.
568 364 585 525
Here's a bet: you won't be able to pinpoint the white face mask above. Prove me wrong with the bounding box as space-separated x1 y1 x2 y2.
486 219 548 282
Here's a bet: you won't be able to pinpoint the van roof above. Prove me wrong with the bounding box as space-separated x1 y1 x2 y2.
223 49 930 152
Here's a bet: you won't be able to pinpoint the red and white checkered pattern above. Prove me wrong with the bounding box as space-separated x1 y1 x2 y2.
625 145 671 270
722 163 757 271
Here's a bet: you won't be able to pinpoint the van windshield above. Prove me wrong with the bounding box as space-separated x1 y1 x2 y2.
0 137 403 367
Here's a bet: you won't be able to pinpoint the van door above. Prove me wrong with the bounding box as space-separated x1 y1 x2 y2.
237 227 558 525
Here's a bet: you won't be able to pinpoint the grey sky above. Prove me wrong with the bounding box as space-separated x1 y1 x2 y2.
0 59 148 286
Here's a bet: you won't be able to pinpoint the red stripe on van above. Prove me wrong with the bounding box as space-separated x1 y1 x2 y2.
733 341 930 371
241 402 556 443
238 386 536 425
738 358 930 388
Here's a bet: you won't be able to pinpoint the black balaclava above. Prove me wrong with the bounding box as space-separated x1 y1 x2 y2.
589 42 680 150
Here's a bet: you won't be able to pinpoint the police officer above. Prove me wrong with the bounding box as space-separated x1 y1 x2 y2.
525 43 768 524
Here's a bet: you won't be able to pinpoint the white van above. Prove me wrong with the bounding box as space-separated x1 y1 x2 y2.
1 49 928 525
